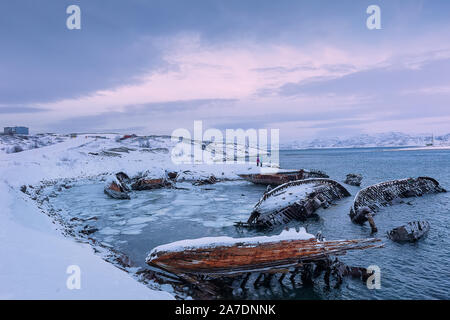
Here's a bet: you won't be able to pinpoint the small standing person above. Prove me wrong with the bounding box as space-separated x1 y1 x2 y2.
256 155 260 167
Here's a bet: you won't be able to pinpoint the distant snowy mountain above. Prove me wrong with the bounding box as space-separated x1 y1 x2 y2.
281 132 450 149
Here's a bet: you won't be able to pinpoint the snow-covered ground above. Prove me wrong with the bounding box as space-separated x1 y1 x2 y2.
0 182 173 299
0 133 69 154
0 133 267 299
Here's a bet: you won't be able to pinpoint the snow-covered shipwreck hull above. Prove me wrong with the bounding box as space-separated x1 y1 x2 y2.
147 229 381 279
146 229 382 297
243 178 351 228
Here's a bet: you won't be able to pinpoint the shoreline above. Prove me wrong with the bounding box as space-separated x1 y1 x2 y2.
0 134 261 299
0 180 175 300
29 176 190 299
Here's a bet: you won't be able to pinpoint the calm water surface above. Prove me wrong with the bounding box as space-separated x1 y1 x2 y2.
53 148 450 299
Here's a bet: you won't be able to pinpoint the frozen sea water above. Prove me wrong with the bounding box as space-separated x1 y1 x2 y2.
51 147 450 300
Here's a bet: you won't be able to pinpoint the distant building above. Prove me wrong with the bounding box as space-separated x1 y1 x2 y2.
4 126 29 135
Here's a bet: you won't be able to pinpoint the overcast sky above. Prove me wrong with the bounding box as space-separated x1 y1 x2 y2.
1 0 450 141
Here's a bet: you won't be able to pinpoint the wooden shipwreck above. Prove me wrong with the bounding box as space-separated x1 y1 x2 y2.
387 221 430 242
104 172 131 200
146 228 382 295
238 169 329 186
241 178 351 228
350 177 446 232
131 177 172 190
104 171 175 199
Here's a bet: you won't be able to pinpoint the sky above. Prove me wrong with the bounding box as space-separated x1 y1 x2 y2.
1 0 450 141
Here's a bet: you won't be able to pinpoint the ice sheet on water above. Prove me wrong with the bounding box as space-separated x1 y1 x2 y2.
213 197 228 202
201 217 238 228
127 216 156 225
99 227 120 235
122 225 146 235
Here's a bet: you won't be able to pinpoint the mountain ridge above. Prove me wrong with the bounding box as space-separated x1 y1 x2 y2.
281 132 450 149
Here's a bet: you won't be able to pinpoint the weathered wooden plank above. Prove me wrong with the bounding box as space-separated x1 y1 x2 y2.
147 234 382 277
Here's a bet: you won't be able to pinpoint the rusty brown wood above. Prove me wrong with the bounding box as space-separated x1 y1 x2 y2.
108 181 122 192
147 238 382 277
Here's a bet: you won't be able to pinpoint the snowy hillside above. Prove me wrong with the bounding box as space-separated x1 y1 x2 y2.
281 132 450 149
0 133 69 154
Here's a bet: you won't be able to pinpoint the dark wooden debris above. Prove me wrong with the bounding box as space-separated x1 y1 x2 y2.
104 181 130 200
344 173 363 187
387 221 430 242
193 175 218 186
131 178 172 191
104 172 132 199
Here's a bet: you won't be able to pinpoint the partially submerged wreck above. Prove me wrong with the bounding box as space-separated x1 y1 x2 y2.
344 173 363 187
147 229 382 276
387 221 430 242
350 177 446 232
146 228 382 295
242 179 351 228
239 169 329 186
104 171 174 199
104 172 131 200
131 178 172 190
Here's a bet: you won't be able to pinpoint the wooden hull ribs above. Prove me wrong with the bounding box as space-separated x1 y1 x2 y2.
243 179 351 228
350 177 446 232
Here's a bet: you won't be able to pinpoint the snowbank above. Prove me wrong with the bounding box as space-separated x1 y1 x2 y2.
0 182 173 299
0 133 68 155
